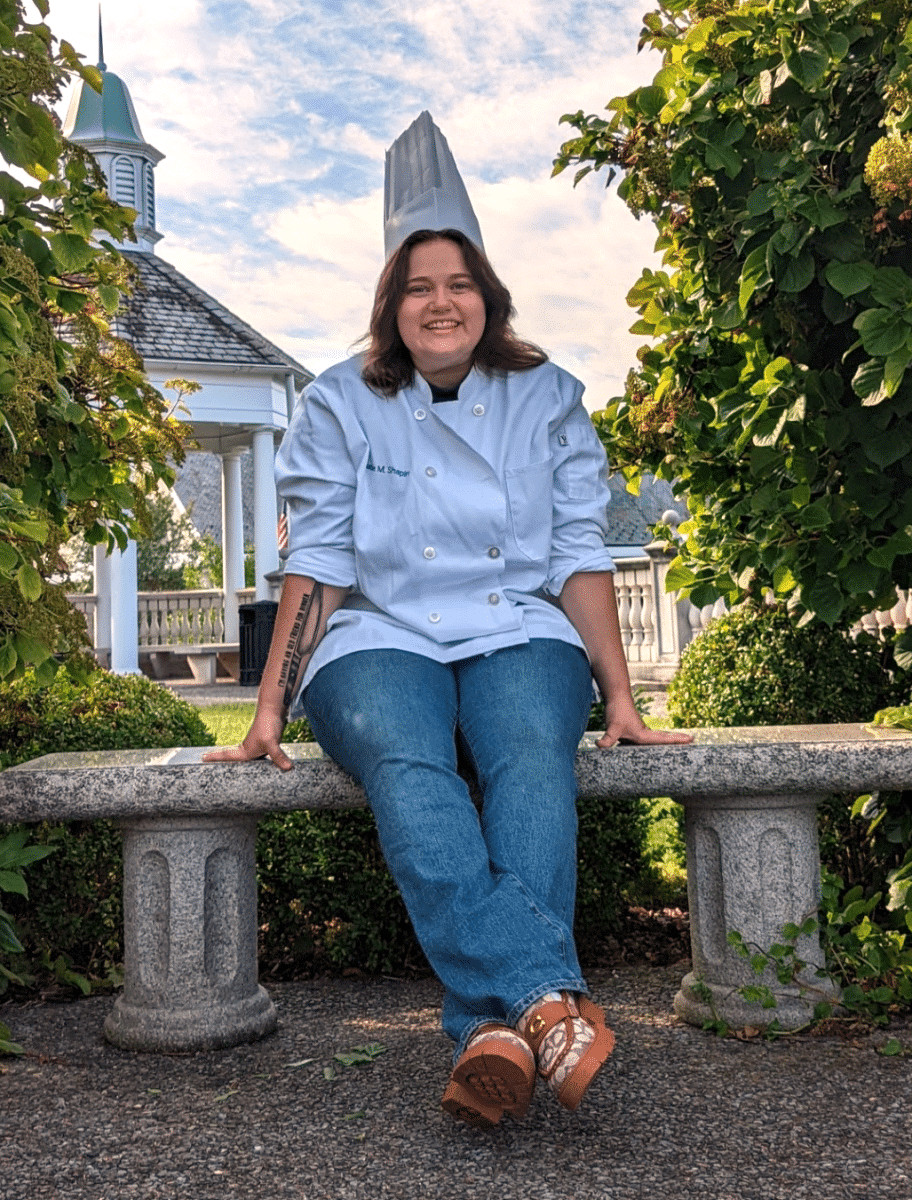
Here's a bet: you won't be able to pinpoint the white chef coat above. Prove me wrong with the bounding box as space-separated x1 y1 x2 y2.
275 354 616 715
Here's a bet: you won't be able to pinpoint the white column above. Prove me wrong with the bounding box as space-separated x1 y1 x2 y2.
221 451 245 643
109 538 140 675
93 542 112 669
251 427 279 602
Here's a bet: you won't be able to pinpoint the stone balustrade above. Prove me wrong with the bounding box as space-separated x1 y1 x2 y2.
3 725 912 1052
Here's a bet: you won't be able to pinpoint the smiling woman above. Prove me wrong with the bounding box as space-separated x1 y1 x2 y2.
204 110 691 1130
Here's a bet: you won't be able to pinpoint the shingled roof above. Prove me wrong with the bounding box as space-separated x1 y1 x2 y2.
112 251 310 378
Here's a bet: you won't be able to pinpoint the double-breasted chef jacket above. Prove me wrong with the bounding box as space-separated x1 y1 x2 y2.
275 355 617 715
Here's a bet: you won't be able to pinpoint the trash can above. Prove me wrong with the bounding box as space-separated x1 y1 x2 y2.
238 600 278 687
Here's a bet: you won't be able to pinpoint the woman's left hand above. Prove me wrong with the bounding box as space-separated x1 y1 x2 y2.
596 701 693 750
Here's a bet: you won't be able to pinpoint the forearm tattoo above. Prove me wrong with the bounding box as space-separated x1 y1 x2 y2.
278 583 325 712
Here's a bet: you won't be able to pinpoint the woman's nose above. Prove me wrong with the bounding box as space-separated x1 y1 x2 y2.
429 288 452 308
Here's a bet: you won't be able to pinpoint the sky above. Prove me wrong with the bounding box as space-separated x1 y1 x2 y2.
51 0 664 411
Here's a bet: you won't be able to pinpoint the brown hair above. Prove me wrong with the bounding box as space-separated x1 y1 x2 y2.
361 229 548 396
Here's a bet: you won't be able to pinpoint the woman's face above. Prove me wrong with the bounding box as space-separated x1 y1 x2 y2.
396 238 486 389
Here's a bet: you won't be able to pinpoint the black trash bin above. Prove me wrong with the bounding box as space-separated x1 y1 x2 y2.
238 600 278 687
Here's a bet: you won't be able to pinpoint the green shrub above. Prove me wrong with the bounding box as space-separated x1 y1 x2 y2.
0 664 215 769
667 606 900 730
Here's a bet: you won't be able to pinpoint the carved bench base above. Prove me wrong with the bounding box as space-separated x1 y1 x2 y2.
103 815 277 1052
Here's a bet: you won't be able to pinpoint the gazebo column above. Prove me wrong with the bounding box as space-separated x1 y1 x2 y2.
109 539 140 675
92 543 112 669
221 450 245 643
251 427 279 602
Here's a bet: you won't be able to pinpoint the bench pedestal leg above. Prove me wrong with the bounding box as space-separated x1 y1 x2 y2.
673 792 841 1031
104 815 277 1052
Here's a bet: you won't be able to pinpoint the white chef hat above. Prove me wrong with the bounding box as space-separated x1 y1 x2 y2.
383 111 485 260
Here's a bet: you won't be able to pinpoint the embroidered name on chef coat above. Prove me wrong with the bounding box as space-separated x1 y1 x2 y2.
366 461 410 477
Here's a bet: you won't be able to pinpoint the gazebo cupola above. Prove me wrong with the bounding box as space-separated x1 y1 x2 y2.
62 24 163 253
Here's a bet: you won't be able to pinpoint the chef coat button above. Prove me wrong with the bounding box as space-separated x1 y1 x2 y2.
429 611 441 623
414 408 427 420
423 546 436 559
488 593 500 605
425 466 437 477
487 547 500 559
472 404 485 416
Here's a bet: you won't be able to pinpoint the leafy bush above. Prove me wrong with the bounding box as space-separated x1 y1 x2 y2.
667 606 901 729
0 663 215 769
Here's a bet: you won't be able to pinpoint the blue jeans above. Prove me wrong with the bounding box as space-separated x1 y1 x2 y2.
302 639 593 1060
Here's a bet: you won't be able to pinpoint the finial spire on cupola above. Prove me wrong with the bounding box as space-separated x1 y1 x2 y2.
98 6 106 71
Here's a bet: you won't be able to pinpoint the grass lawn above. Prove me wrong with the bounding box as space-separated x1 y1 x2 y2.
200 703 257 747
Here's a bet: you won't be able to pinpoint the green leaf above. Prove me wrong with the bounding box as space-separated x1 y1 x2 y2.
12 631 52 666
0 541 18 574
854 309 908 358
778 251 815 294
825 260 875 298
16 563 42 602
0 871 27 897
665 560 696 592
801 501 831 530
870 268 912 308
746 182 777 217
633 86 666 119
48 233 96 274
883 349 911 397
739 245 771 311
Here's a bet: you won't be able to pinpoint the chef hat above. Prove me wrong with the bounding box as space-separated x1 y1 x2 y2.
383 111 485 260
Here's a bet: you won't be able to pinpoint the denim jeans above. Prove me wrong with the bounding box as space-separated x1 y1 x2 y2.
302 638 593 1060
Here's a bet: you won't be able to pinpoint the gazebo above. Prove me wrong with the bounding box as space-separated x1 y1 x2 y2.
62 41 311 677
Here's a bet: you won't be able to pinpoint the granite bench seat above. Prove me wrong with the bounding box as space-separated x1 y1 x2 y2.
2 724 912 1052
141 642 241 685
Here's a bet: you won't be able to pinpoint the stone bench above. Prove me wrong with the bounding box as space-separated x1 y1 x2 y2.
141 642 241 685
2 724 912 1052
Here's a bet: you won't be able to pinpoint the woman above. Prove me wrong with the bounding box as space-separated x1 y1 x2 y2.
206 116 691 1128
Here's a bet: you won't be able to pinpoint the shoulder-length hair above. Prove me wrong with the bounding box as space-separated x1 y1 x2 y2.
360 228 548 396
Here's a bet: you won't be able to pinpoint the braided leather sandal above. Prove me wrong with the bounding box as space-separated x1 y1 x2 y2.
441 1024 537 1128
522 995 615 1112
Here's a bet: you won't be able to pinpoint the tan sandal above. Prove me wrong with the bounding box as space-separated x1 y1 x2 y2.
441 1024 536 1127
522 995 615 1111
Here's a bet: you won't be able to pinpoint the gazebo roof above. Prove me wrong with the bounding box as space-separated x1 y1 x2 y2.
112 251 310 382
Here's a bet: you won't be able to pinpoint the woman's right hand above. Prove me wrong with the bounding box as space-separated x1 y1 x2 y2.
201 706 293 771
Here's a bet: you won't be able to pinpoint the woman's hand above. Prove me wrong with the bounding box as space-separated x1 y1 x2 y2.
595 697 694 750
202 707 293 771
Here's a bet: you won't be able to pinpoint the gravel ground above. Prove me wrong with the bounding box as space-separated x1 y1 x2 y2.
3 964 911 1200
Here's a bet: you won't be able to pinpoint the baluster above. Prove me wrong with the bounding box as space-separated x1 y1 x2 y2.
617 583 632 651
890 589 907 633
640 582 655 662
628 586 644 661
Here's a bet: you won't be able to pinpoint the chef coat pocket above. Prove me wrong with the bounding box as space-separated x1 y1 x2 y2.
504 457 554 562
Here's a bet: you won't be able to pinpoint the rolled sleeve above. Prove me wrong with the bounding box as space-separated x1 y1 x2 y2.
545 401 616 596
275 388 359 587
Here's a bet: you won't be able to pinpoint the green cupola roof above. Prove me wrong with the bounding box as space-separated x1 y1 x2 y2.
62 65 147 147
